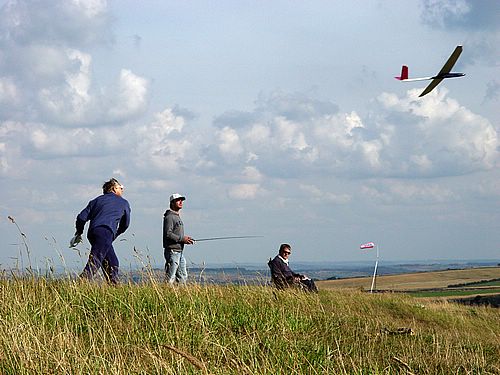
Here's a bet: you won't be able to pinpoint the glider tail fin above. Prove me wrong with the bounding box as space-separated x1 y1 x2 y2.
395 65 408 80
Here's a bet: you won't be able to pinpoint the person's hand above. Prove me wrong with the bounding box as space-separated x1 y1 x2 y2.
69 234 83 248
183 236 194 244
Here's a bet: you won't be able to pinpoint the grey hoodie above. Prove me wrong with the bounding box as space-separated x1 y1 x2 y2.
163 209 185 251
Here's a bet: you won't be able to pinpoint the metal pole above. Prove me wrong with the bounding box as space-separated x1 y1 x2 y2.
370 244 379 293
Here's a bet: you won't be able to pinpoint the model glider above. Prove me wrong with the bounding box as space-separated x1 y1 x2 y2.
395 45 465 97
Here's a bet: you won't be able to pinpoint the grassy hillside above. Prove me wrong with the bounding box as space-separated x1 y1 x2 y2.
1 277 499 374
317 266 500 292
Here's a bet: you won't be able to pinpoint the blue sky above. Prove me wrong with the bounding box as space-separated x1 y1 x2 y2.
0 0 498 271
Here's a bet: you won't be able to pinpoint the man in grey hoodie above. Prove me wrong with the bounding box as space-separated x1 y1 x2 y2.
163 193 194 284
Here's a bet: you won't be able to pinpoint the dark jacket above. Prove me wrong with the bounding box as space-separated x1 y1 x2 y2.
163 209 185 251
268 255 302 289
76 192 131 238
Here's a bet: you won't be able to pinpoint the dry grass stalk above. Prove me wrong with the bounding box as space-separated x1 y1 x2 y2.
161 344 210 374
392 356 416 375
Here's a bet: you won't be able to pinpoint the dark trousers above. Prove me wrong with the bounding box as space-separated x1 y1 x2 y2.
300 279 318 293
81 226 119 284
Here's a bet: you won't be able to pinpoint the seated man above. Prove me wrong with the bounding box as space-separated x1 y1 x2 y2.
268 243 318 293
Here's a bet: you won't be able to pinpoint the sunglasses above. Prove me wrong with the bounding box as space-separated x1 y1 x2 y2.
283 251 291 255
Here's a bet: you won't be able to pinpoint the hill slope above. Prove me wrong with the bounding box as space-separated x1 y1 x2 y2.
1 278 499 374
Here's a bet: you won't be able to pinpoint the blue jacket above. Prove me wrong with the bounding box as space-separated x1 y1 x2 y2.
76 193 131 238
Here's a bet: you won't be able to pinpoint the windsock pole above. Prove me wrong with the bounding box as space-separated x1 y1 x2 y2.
370 244 379 293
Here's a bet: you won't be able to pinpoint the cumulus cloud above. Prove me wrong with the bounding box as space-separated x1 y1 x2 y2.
241 166 263 182
36 49 93 124
205 89 498 181
0 0 112 47
133 108 196 173
420 0 470 28
419 0 500 68
375 88 497 176
0 0 149 127
100 69 149 123
0 120 127 161
8 48 149 126
299 184 351 204
420 0 500 30
0 77 20 118
217 126 244 160
0 77 18 104
361 180 458 205
0 121 34 177
254 90 339 122
227 183 260 200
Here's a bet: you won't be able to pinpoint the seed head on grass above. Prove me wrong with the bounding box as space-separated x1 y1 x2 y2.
7 215 32 272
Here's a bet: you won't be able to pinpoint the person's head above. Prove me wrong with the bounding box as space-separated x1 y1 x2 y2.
279 243 292 259
169 193 186 211
102 178 124 196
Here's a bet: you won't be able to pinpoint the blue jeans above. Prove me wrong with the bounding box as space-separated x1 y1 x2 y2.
81 226 119 284
164 249 187 284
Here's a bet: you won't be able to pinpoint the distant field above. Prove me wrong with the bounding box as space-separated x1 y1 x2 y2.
316 266 500 292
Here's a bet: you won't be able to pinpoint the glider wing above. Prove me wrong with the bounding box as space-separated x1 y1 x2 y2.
419 78 444 97
419 46 462 97
436 45 463 76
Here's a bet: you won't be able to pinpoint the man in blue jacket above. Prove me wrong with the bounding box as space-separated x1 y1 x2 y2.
72 178 131 284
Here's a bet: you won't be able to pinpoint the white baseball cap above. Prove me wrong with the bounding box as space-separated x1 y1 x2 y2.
169 193 186 202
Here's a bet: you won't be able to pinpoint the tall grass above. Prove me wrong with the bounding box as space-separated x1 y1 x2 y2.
2 217 499 373
0 276 499 374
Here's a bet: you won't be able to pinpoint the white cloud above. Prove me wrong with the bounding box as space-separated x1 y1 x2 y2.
133 108 194 172
241 166 262 182
217 126 244 159
37 49 92 124
420 0 500 31
227 183 260 200
0 121 32 177
362 180 458 205
420 0 470 28
313 111 364 149
359 140 383 170
378 88 498 176
0 141 8 174
275 116 309 152
299 184 351 204
38 61 149 126
0 0 111 47
0 1 148 127
0 119 131 164
105 69 149 122
207 89 498 180
0 77 19 104
244 124 270 144
28 126 107 157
